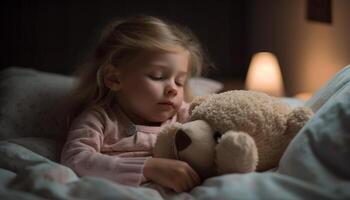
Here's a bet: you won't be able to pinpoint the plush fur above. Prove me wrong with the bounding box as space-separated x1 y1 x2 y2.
153 90 313 179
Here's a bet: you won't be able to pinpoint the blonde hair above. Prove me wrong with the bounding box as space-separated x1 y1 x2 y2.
67 15 211 124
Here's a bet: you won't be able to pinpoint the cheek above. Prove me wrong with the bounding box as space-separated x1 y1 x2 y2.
137 79 163 96
174 89 184 108
177 89 184 100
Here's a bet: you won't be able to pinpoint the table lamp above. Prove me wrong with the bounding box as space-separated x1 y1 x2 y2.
245 52 285 97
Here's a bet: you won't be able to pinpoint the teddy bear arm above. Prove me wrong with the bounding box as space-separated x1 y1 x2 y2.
215 131 258 175
286 107 313 136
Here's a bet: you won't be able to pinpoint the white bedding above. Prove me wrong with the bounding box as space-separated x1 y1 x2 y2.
0 66 350 199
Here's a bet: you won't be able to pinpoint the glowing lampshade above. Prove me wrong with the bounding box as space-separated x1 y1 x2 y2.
245 52 285 97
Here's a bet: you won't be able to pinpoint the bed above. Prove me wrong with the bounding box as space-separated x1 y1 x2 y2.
0 66 349 199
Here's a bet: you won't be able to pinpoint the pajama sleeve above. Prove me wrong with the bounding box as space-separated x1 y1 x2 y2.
60 107 148 186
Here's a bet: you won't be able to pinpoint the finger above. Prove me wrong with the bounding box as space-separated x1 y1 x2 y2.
188 167 201 186
183 174 193 192
174 179 187 193
174 168 193 192
183 168 199 191
171 170 189 192
173 185 182 193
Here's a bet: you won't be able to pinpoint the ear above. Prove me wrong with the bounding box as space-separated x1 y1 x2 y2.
103 64 122 91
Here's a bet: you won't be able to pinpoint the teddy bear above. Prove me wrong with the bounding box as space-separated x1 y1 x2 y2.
153 90 313 179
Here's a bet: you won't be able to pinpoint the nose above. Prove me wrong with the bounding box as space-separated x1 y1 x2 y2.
164 82 178 97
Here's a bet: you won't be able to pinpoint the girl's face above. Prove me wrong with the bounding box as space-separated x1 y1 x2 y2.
114 49 189 125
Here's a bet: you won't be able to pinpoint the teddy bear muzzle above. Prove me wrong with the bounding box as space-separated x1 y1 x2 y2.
175 129 221 152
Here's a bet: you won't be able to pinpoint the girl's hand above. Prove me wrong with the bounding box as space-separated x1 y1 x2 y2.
143 157 201 192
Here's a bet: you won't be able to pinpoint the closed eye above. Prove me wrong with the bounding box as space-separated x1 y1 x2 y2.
175 80 185 87
148 75 163 80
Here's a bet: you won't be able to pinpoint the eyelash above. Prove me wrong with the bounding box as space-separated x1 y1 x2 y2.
175 81 184 87
148 75 163 80
148 75 185 87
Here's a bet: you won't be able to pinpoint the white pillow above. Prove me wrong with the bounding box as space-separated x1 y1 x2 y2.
0 67 75 140
279 77 350 184
188 77 223 97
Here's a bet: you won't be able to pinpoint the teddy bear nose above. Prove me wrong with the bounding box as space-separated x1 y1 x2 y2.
213 131 222 143
175 129 192 151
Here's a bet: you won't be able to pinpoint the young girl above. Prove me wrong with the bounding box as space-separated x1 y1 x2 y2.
61 15 210 193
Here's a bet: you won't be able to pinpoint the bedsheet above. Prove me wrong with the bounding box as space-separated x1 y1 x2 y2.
0 66 350 199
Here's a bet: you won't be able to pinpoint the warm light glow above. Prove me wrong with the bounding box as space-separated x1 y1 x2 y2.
245 52 285 96
294 92 313 101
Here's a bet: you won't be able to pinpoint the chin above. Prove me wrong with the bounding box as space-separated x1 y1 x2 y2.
150 113 174 123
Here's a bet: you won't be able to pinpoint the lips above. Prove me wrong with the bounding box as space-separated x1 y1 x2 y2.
158 101 175 107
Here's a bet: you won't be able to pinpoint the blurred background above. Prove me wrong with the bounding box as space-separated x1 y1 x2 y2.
1 0 349 97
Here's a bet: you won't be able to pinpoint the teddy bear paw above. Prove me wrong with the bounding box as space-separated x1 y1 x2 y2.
215 131 258 174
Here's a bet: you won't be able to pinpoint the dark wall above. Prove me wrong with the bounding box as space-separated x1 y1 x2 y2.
1 0 248 81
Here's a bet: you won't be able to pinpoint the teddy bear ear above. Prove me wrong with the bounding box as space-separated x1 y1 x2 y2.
153 123 182 159
189 95 209 115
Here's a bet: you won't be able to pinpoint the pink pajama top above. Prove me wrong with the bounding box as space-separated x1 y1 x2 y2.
60 102 189 186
